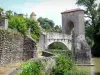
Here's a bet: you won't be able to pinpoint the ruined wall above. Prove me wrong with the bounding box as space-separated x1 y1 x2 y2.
23 36 37 61
0 28 37 65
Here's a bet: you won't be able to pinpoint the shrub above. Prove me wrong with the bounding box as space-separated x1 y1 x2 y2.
31 34 38 41
19 51 89 75
48 49 73 59
51 54 75 75
19 57 55 75
20 60 43 75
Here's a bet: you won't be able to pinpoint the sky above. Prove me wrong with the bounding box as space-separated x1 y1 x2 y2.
0 0 100 26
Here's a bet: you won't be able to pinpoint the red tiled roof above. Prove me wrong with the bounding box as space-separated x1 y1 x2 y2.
31 12 36 16
61 8 84 14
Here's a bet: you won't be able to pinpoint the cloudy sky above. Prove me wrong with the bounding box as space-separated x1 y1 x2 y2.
0 0 100 25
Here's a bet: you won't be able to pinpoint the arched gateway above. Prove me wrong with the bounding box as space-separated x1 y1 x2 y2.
39 8 91 65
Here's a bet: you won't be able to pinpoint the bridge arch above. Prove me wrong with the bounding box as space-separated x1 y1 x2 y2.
47 41 69 50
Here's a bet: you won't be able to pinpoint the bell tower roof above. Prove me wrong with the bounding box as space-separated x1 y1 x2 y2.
30 12 36 16
61 8 84 14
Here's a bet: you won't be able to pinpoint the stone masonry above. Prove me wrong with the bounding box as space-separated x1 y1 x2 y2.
0 29 37 65
39 32 72 50
61 8 91 64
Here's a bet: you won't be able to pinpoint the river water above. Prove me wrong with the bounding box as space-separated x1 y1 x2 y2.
91 58 100 75
77 58 100 75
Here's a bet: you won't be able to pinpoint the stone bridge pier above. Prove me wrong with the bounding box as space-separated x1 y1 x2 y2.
61 8 91 65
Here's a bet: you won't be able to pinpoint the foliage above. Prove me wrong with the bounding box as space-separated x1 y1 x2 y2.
51 54 75 75
0 7 41 40
20 51 89 75
8 15 27 35
91 18 100 57
54 25 62 33
26 18 41 37
47 49 74 75
31 34 38 41
48 49 72 58
19 57 56 75
6 10 13 19
76 0 100 57
38 17 62 32
48 50 89 75
48 42 68 50
0 7 4 15
20 61 43 75
76 0 97 40
38 17 61 33
38 17 55 32
8 13 41 39
19 54 76 75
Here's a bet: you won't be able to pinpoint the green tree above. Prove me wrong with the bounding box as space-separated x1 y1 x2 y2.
37 17 55 32
91 15 100 57
54 25 62 33
8 15 41 40
0 7 4 16
8 15 27 35
76 0 100 57
0 7 41 40
6 10 13 19
26 18 41 39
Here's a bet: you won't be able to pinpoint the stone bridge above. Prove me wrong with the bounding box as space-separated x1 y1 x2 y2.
39 8 91 65
39 32 72 50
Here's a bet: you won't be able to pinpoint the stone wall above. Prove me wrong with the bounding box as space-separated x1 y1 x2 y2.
0 28 37 65
23 36 37 61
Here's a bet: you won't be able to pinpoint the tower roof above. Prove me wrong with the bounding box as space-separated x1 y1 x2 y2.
30 12 36 16
61 8 84 14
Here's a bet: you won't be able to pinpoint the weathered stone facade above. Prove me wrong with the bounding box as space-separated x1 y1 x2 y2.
23 36 37 61
0 29 37 65
61 8 91 64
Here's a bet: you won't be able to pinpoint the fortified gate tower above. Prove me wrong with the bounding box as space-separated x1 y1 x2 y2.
61 8 91 65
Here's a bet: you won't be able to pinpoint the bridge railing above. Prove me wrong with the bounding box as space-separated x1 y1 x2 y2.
42 32 72 40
